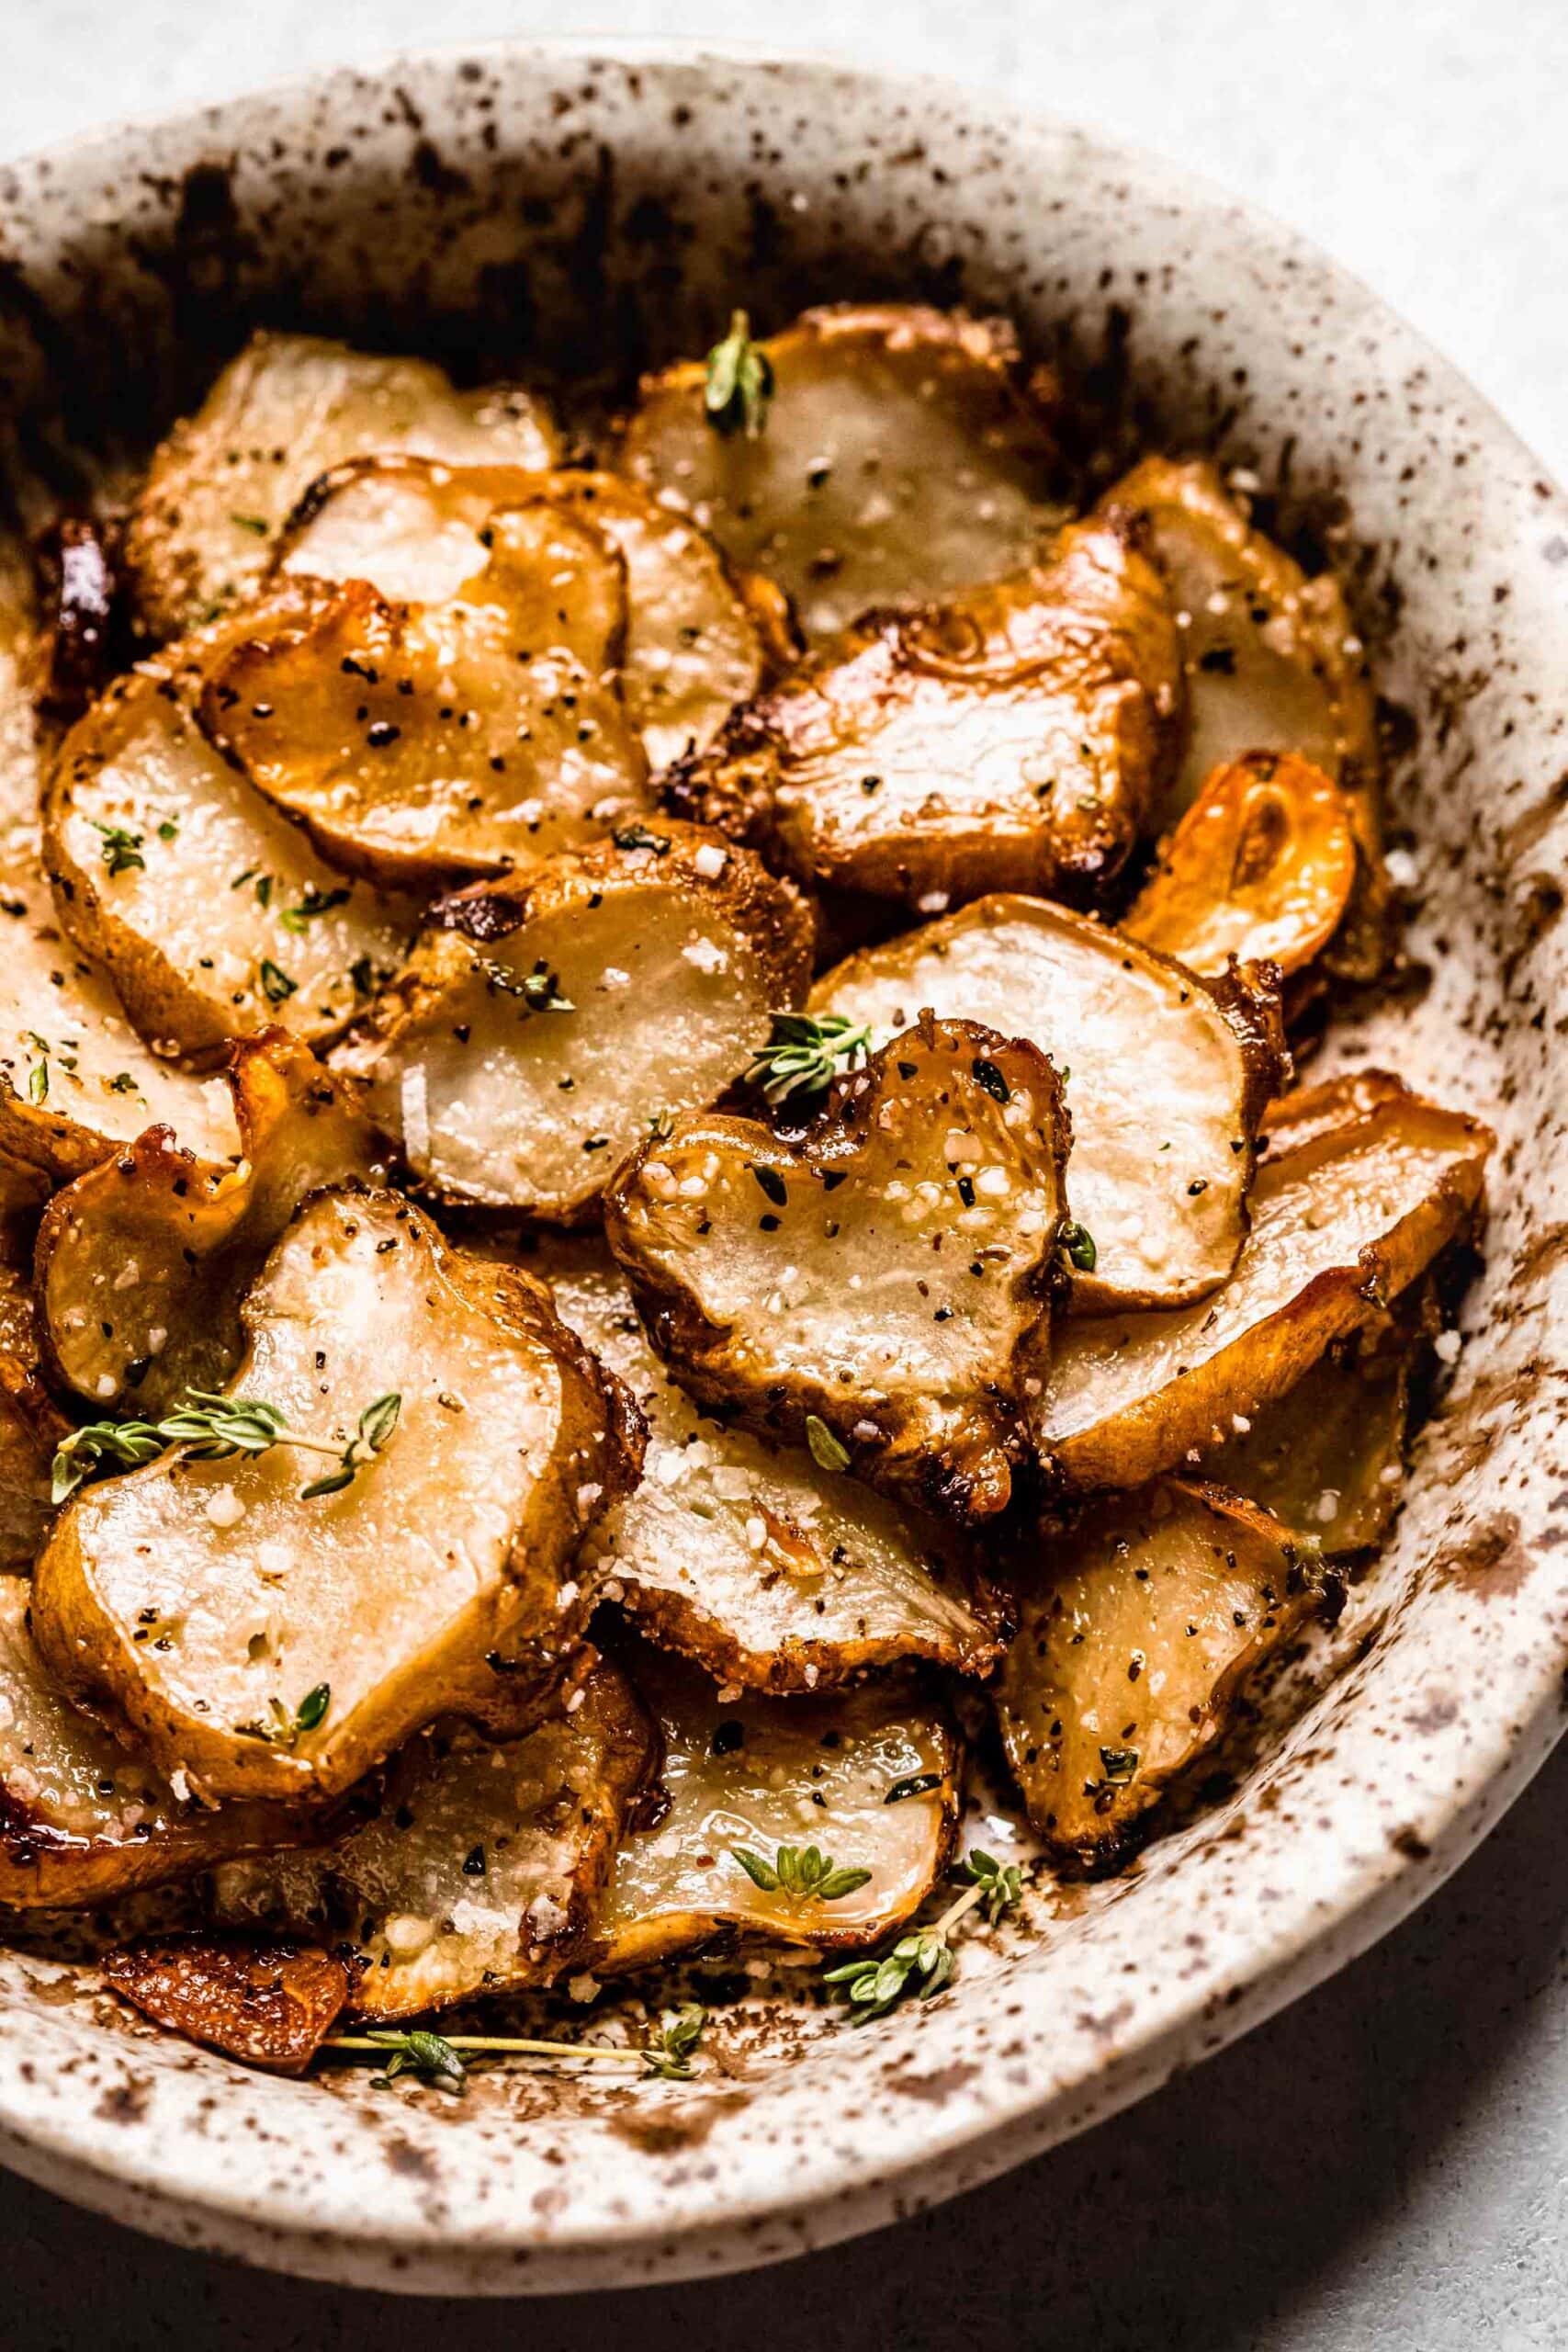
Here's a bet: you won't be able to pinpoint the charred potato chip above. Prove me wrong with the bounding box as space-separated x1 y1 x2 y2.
0 1580 308 1907
619 302 1065 640
36 1032 383 1414
1125 752 1359 978
353 823 811 1219
276 459 784 773
812 894 1286 1310
593 1644 960 1972
126 331 559 638
211 1657 653 2021
605 1020 1068 1522
201 504 649 889
664 517 1181 913
0 836 240 1174
1103 458 1387 978
1032 1072 1493 1493
31 1188 642 1803
996 1478 1318 1862
43 627 415 1058
102 1935 350 2074
537 1235 1007 1690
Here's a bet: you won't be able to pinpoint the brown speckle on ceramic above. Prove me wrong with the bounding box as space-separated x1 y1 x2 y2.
1 41 1566 2297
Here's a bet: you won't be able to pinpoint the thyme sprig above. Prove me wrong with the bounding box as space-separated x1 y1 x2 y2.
51 1386 401 1505
823 1849 1025 2020
91 820 147 876
704 310 774 439
732 1843 874 1902
322 2007 710 2095
475 956 574 1012
745 1012 874 1106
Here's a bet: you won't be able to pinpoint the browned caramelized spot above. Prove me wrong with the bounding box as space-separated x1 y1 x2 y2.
103 1934 348 2074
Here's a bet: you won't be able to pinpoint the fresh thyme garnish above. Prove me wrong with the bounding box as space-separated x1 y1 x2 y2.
823 1849 1025 2020
231 514 270 536
349 955 377 997
704 310 774 439
884 1771 943 1805
1059 1219 1099 1273
321 2016 709 2095
611 824 672 856
642 2003 707 2080
91 820 146 876
258 957 297 1004
474 956 574 1012
744 1012 874 1106
27 1057 48 1104
239 1683 333 1748
1098 1745 1139 1784
805 1413 851 1474
278 886 351 933
50 1386 401 1505
731 1843 873 1902
158 819 180 842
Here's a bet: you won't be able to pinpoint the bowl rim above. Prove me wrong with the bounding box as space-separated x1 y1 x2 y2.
1 35 1565 2296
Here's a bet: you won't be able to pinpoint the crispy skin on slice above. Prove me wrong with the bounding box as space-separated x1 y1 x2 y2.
1032 1072 1493 1494
1 1216 68 1571
102 1935 350 2074
201 504 649 890
592 1644 960 1973
43 625 415 1059
211 1657 653 2021
0 1580 309 1906
605 1019 1068 1523
1103 458 1387 978
31 1188 643 1804
36 1032 382 1415
353 823 812 1220
0 834 240 1175
1125 752 1359 978
996 1478 1318 1864
812 894 1286 1311
125 331 559 638
619 302 1066 640
1200 1296 1428 1557
276 458 784 772
664 517 1181 913
530 1234 1006 1690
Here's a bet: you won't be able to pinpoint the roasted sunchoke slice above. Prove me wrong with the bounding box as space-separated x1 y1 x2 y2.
605 1019 1068 1522
593 1645 960 1972
535 1236 1006 1690
36 1032 382 1415
618 302 1065 639
210 1657 653 2021
102 1935 350 2074
995 1478 1318 1863
31 1188 641 1803
1 1221 68 1571
1102 458 1386 978
1124 752 1359 978
812 894 1286 1310
0 1580 305 1906
1200 1298 1426 1557
276 458 782 772
663 517 1181 912
201 503 649 888
43 628 415 1058
125 331 559 638
355 824 812 1219
0 837 240 1174
1032 1072 1492 1494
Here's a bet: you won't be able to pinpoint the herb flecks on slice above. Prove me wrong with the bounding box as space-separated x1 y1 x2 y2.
51 1386 402 1505
745 1012 874 1105
704 309 775 440
806 1413 851 1474
279 887 351 933
1060 1219 1099 1272
731 1842 874 1902
824 1849 1024 2018
642 2004 706 2080
91 820 147 877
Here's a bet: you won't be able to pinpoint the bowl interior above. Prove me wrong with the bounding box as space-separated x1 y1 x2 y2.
1 45 1566 2295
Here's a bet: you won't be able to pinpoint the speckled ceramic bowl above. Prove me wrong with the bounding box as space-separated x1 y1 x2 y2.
0 40 1564 2296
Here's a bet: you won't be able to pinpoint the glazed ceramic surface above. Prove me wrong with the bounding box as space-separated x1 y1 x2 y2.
0 42 1564 2295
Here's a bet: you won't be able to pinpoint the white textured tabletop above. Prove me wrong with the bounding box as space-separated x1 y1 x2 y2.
5 5 1566 2345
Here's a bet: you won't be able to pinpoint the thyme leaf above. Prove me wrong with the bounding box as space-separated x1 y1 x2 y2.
704 310 774 440
91 820 146 877
1059 1219 1099 1273
805 1414 851 1474
744 1012 873 1105
824 1849 1026 2018
731 1843 874 1902
51 1385 401 1505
